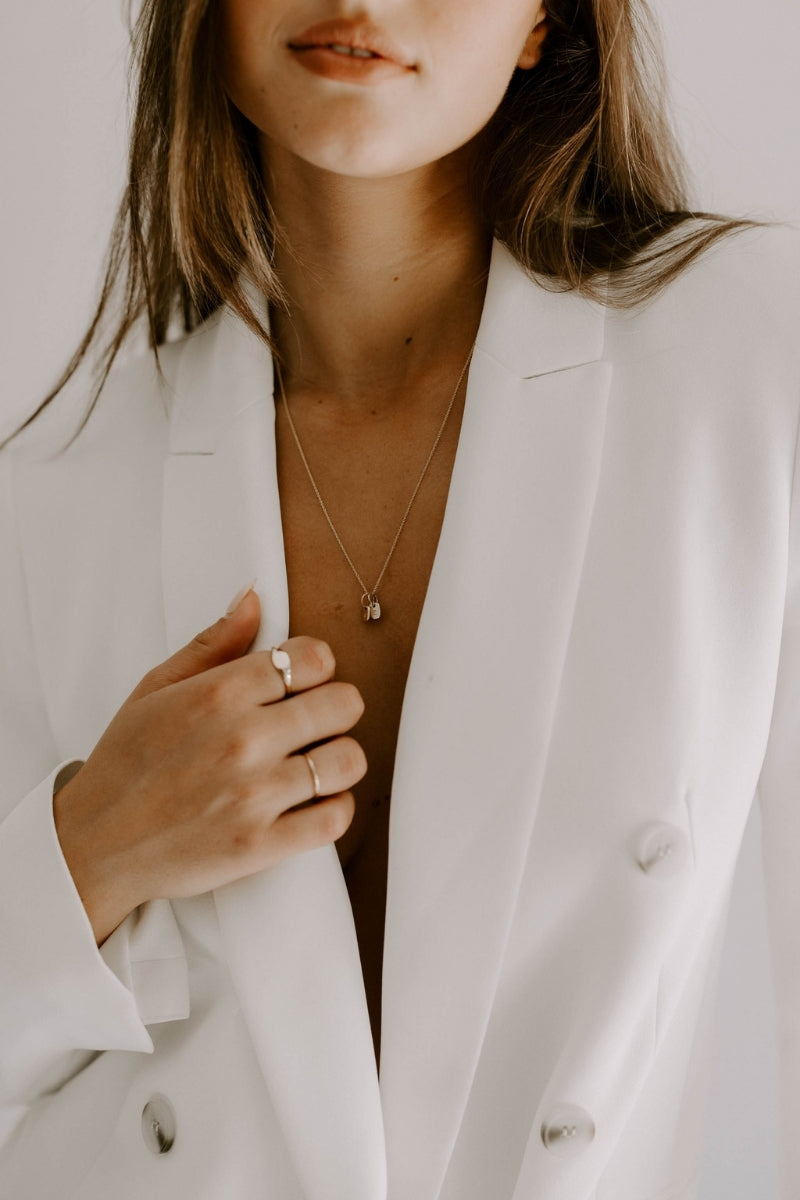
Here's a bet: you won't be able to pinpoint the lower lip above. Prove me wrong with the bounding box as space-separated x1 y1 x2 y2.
289 46 411 85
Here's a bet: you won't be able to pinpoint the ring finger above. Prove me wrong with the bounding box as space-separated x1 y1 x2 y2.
273 736 368 814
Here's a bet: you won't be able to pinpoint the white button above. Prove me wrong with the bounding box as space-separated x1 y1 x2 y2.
141 1095 176 1154
637 822 690 879
541 1104 595 1158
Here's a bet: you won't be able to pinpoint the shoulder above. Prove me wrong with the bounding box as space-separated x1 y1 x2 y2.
664 222 798 332
0 321 209 557
0 307 243 594
5 349 167 469
604 223 800 379
4 307 231 468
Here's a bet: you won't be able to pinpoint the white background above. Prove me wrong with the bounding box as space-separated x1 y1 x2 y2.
1 2 798 1195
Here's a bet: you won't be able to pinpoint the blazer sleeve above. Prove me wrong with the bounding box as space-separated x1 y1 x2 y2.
758 407 800 1198
0 449 153 1113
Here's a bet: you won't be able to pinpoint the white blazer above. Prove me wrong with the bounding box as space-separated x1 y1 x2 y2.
1 229 799 1200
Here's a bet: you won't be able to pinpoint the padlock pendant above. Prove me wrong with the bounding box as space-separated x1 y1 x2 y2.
361 592 382 622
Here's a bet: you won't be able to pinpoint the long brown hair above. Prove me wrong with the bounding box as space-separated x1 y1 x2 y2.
11 0 754 441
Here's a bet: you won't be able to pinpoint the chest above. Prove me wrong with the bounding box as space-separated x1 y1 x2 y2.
274 395 464 1042
275 396 464 851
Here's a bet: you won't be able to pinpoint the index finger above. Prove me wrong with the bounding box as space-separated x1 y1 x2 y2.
194 635 337 709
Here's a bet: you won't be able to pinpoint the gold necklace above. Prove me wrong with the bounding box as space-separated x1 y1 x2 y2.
275 342 476 623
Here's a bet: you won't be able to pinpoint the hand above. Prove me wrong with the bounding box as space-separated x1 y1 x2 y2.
53 587 365 944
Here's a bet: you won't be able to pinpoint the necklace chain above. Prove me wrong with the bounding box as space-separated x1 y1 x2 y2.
275 341 476 622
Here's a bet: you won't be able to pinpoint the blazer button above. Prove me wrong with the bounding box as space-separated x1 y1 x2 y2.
541 1104 595 1158
636 822 690 879
141 1095 176 1155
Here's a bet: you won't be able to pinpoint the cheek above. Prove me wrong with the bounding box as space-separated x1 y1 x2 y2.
218 0 277 120
419 39 525 150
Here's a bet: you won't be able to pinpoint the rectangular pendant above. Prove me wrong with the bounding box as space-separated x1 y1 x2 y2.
361 593 382 621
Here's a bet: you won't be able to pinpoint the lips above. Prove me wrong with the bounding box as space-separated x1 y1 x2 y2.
287 18 416 69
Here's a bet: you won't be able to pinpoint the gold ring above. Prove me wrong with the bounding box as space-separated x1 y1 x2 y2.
270 646 292 695
304 752 321 799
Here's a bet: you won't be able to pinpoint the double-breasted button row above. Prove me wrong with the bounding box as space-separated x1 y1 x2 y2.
541 1104 595 1158
141 1095 176 1155
136 827 688 1168
537 824 689 1162
144 1090 596 1163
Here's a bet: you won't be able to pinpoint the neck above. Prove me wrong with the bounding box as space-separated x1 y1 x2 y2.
263 138 492 406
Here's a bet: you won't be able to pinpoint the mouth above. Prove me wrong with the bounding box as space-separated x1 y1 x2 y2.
287 19 417 69
293 43 380 60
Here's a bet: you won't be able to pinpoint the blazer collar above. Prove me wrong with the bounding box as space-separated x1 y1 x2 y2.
166 238 607 455
476 240 606 377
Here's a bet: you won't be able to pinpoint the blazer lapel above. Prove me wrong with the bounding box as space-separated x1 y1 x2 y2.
161 307 386 1200
379 243 612 1200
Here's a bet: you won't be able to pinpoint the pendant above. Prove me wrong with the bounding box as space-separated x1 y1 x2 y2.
361 592 382 622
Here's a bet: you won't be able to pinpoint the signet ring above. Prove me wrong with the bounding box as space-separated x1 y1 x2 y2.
270 646 293 696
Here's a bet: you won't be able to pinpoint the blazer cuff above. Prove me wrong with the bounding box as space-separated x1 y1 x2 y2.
48 767 191 1026
99 900 190 1027
0 764 154 1102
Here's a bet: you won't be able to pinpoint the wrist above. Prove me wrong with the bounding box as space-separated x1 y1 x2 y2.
53 773 140 946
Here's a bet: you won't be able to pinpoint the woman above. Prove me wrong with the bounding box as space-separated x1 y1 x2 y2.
1 0 798 1197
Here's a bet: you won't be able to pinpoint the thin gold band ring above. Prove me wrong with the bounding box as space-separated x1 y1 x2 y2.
304 752 321 799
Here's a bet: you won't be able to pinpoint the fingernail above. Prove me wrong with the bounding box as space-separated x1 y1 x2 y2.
225 578 258 616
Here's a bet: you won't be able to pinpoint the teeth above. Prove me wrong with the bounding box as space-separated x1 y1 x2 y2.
328 43 377 58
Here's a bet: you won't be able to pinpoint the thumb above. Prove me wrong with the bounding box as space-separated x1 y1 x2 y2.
132 583 261 699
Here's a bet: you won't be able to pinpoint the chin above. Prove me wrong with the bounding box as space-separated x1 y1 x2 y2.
299 147 431 179
279 126 445 180
272 114 485 183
